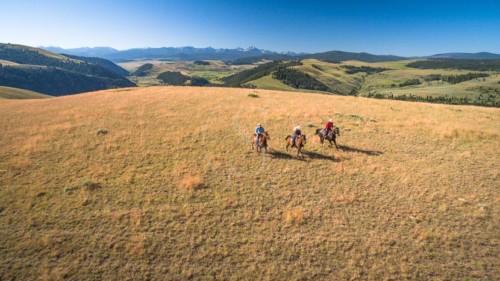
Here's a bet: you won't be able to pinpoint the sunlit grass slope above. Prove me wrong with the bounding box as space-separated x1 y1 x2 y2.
0 87 499 280
0 86 51 99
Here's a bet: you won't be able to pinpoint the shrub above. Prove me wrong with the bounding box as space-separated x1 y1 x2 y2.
80 179 100 190
305 122 316 127
369 118 377 122
97 129 108 135
248 93 259 98
344 128 351 131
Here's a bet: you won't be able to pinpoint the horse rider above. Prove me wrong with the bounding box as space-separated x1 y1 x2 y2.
292 126 301 147
255 123 265 144
325 119 334 138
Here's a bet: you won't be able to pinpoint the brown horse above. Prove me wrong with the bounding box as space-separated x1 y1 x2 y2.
251 132 270 154
316 127 340 149
285 135 306 158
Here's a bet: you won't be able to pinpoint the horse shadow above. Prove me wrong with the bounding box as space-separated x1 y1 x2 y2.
268 150 307 161
268 149 339 162
302 151 340 162
338 145 383 156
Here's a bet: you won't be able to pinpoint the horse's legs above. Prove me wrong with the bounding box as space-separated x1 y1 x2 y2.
321 137 324 148
333 137 339 150
265 146 267 154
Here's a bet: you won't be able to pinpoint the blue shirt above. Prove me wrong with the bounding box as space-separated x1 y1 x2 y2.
255 126 265 134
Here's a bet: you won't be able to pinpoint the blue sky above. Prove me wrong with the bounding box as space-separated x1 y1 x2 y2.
1 0 499 56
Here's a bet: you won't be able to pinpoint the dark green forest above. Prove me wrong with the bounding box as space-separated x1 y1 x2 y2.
221 60 303 87
157 71 189 85
367 92 500 107
189 76 210 86
398 79 420 87
272 67 330 91
341 65 391 74
132 63 153 76
62 54 130 76
406 59 500 71
193 61 210 65
156 71 209 86
0 65 135 96
442 73 490 84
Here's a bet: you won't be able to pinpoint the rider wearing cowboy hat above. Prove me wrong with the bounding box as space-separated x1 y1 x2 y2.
255 123 265 144
292 125 301 147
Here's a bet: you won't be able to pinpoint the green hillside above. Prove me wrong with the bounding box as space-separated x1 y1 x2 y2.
0 43 136 96
0 86 51 99
62 54 130 76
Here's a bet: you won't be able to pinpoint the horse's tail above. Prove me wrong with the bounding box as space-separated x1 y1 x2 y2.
285 135 291 140
315 129 322 135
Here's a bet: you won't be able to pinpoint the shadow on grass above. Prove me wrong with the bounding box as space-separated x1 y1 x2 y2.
268 149 307 161
268 149 340 162
339 145 383 156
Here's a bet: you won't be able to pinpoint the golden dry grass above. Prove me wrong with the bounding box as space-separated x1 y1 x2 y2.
0 86 51 100
0 86 499 280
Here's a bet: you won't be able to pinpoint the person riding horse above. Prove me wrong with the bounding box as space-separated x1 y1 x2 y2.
255 123 265 144
292 126 301 147
325 119 334 138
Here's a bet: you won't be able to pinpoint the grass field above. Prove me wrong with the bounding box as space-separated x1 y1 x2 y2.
0 86 499 280
0 86 51 100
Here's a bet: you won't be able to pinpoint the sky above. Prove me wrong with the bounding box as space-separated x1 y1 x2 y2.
1 0 499 56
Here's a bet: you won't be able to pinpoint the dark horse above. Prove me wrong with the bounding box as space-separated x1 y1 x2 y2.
251 132 270 154
316 127 340 149
285 135 306 158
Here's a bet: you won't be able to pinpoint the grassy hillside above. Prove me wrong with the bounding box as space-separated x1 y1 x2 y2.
62 54 130 76
0 43 73 60
355 60 500 105
0 87 499 280
0 86 51 99
0 43 136 95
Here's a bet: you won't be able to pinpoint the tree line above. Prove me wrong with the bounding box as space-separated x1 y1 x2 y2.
272 67 330 91
341 65 391 74
62 54 130 76
193 61 210 65
156 71 209 86
367 92 500 107
406 59 500 72
221 60 303 87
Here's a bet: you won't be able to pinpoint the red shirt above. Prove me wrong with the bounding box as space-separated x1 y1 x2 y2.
326 121 333 129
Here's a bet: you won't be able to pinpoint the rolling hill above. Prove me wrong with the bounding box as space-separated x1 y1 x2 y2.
0 86 51 99
0 43 136 96
0 86 498 279
62 54 130 76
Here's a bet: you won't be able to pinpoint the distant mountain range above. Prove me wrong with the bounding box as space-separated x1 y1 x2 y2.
40 46 310 62
38 46 500 64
